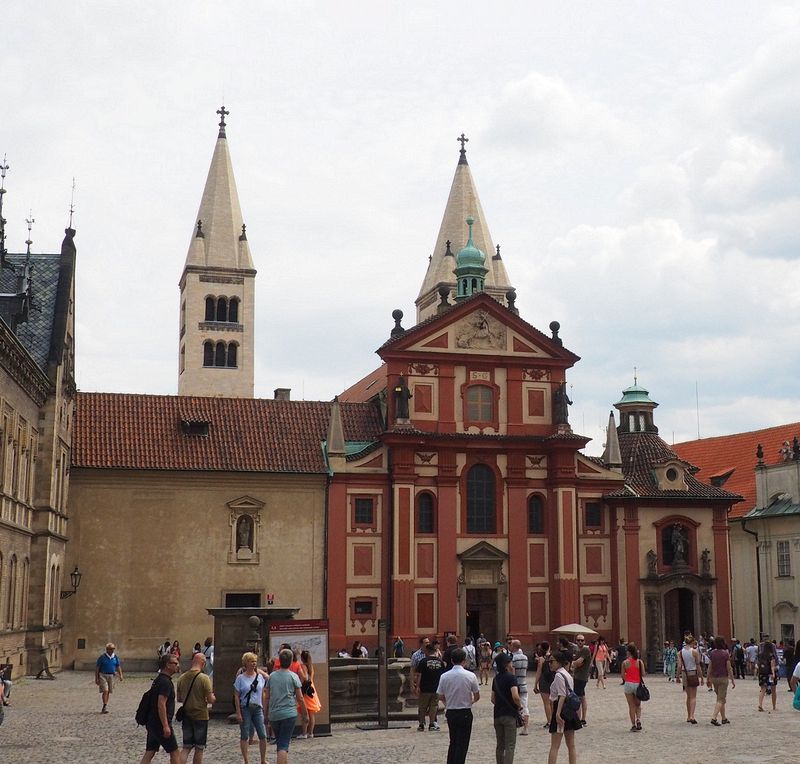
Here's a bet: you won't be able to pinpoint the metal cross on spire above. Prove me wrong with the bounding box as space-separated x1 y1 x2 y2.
25 210 35 256
457 133 469 164
217 104 230 137
0 155 9 267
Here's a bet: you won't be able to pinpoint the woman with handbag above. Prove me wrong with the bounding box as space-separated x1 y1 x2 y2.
297 650 321 739
620 642 645 731
677 635 701 723
707 636 734 725
532 642 554 728
233 652 268 764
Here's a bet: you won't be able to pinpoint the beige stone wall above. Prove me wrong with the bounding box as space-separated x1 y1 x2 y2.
64 469 326 668
729 524 759 640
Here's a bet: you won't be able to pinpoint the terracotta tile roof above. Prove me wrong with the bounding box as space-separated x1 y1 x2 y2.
672 423 800 518
604 432 742 502
73 392 383 473
339 364 387 402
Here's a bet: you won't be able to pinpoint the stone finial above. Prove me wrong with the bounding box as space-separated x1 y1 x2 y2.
494 243 502 260
437 285 451 314
756 443 764 465
195 219 204 238
506 289 518 315
549 320 562 346
793 436 799 460
444 239 453 256
239 223 247 241
390 309 405 338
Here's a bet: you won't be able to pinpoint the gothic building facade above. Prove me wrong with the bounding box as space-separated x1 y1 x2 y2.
0 168 76 678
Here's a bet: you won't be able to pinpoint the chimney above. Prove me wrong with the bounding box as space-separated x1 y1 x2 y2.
274 388 291 401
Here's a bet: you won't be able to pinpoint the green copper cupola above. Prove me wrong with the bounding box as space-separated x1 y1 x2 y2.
614 378 659 434
454 216 488 300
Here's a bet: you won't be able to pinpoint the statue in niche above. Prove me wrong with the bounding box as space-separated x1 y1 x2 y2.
646 549 658 577
236 515 254 551
393 375 412 420
553 382 572 425
701 548 711 577
670 525 687 564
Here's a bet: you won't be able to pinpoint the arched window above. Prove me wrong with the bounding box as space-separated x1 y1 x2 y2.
227 343 238 368
0 552 4 626
205 296 215 321
203 341 214 367
228 297 239 323
216 297 228 322
466 385 493 422
528 494 544 534
215 342 226 367
466 464 495 533
7 555 18 629
416 492 436 534
21 559 29 627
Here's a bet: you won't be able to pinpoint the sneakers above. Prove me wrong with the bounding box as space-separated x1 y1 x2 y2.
417 723 426 732
429 722 441 731
101 705 108 714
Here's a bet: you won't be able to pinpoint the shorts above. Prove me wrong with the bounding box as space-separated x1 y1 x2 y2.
181 718 208 749
271 715 297 752
146 724 179 753
623 682 639 695
573 679 587 697
98 674 115 693
519 692 529 717
711 678 728 702
418 691 439 717
758 673 774 688
239 704 267 741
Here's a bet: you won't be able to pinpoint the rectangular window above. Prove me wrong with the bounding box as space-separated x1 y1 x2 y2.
777 540 791 577
224 592 261 608
354 497 375 526
466 385 493 422
353 599 374 616
585 502 602 528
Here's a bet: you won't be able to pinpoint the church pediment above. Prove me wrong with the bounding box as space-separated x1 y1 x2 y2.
226 495 265 510
458 540 508 562
382 294 577 362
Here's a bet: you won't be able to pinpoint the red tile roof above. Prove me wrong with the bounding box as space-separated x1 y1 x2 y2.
339 364 387 403
73 392 383 473
604 432 742 502
672 423 800 518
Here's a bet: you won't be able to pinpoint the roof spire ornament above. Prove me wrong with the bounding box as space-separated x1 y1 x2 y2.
25 210 34 257
216 104 230 138
0 155 9 269
68 177 76 228
457 132 469 164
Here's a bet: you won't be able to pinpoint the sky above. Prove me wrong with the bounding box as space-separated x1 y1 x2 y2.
2 1 799 454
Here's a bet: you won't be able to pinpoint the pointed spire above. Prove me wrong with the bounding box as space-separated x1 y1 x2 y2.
184 108 253 271
326 396 347 473
416 138 514 321
457 132 469 165
602 410 622 471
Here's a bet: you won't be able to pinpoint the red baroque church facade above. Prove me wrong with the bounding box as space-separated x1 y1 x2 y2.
326 145 741 658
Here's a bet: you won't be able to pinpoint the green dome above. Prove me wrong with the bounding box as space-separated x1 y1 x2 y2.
615 382 658 407
455 216 486 269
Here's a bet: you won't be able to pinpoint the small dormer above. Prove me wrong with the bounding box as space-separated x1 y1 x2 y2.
614 380 659 434
653 460 688 491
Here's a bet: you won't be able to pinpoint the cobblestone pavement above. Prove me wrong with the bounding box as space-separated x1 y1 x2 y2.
0 671 795 763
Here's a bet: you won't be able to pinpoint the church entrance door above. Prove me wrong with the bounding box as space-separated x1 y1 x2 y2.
664 587 695 643
466 588 497 644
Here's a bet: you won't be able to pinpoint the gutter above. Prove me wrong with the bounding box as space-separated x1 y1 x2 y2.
740 518 763 635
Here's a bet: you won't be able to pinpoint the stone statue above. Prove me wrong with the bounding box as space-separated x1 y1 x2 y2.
780 440 792 461
701 548 711 577
553 382 572 425
236 515 253 550
393 375 412 420
670 525 687 564
646 549 658 577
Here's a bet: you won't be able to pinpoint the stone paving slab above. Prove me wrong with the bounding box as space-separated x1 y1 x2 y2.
0 671 795 763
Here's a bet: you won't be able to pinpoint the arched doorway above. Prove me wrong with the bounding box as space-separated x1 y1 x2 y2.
664 587 695 643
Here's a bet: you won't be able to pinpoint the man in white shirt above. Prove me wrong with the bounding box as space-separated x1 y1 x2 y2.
437 648 480 764
791 659 800 693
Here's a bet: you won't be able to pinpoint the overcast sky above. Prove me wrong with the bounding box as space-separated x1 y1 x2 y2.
3 2 798 454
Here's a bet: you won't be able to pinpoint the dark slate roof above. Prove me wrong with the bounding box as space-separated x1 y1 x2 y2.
742 496 800 520
605 431 742 501
73 392 384 473
0 252 63 372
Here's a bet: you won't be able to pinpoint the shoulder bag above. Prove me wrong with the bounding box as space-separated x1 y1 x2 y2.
175 671 201 722
635 660 650 701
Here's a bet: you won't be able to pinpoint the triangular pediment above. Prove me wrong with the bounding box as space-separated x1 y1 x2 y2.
576 455 626 482
227 495 265 510
381 294 578 363
458 540 508 562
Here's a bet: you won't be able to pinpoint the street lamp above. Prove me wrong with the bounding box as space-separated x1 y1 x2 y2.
60 566 83 599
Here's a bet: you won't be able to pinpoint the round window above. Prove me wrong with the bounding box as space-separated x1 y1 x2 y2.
666 467 678 482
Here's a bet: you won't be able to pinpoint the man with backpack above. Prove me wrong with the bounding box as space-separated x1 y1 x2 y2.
139 652 181 764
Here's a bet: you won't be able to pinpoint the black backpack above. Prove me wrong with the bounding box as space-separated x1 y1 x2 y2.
135 680 157 726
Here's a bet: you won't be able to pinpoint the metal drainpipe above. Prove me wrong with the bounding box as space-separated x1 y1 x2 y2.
741 519 763 635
